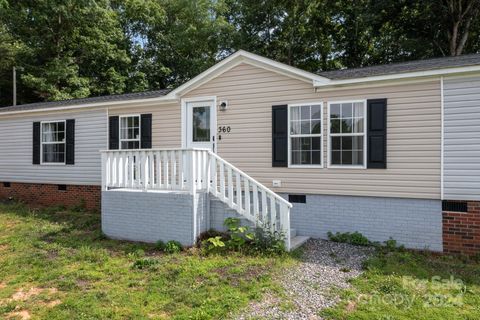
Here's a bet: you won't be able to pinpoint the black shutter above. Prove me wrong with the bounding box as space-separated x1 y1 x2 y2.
66 119 75 165
367 99 387 168
32 122 41 164
109 116 119 150
272 105 288 167
140 113 152 149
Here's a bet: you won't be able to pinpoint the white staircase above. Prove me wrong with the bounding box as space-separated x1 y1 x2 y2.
101 148 309 251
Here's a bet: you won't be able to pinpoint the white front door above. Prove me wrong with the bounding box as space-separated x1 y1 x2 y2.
185 99 216 151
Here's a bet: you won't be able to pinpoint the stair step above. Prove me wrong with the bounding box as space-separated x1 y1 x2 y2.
290 236 309 250
290 228 297 238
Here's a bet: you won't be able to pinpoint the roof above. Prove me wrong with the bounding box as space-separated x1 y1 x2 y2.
0 89 171 113
318 53 480 80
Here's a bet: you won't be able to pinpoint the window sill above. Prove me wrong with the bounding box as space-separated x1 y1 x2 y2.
288 165 324 169
327 165 366 169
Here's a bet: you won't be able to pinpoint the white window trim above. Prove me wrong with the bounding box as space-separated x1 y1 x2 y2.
327 100 367 169
40 120 66 165
287 102 324 168
119 114 141 150
181 96 217 149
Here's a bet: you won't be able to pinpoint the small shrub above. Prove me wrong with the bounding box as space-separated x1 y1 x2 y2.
155 240 166 251
132 258 159 270
200 218 286 255
250 227 286 255
202 236 226 254
224 218 255 251
164 240 183 254
327 231 370 246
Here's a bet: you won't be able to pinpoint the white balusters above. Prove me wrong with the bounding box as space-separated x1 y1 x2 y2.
100 148 293 250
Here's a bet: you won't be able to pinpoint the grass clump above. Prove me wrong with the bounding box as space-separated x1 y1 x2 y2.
327 231 370 246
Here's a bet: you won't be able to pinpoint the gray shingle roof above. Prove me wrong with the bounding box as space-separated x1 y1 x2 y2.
318 53 480 80
0 89 171 113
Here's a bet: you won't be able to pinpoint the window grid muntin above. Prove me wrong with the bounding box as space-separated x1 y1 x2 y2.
329 101 366 167
120 115 141 150
41 120 66 164
289 104 323 167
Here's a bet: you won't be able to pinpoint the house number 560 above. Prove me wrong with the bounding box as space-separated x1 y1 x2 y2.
218 126 231 133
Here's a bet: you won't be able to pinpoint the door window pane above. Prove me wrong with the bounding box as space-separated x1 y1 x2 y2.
192 106 210 142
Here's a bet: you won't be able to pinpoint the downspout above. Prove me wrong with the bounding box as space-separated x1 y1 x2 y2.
440 76 445 201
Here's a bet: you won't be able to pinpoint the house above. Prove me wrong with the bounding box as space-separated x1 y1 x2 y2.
0 50 479 254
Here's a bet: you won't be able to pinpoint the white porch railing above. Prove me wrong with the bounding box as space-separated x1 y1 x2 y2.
100 148 292 250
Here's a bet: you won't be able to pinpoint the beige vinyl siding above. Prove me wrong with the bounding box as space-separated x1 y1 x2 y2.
0 108 107 185
184 63 441 199
108 103 181 148
443 74 480 201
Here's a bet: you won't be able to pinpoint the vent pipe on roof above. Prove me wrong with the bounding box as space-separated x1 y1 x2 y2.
13 66 16 106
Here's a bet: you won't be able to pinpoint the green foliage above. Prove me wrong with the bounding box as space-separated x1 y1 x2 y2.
250 227 286 255
327 231 371 246
132 257 160 269
155 240 166 251
164 240 183 254
202 217 286 255
224 217 255 251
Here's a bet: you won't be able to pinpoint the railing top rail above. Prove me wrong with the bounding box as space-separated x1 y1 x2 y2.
100 148 211 153
209 152 292 208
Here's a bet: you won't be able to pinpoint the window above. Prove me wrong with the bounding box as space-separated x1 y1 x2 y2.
41 121 66 164
328 101 366 167
120 115 140 149
288 103 323 166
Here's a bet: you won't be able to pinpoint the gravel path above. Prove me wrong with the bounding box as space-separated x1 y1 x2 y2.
235 239 374 320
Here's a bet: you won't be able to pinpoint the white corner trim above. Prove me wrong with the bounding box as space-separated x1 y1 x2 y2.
440 76 445 200
315 65 480 88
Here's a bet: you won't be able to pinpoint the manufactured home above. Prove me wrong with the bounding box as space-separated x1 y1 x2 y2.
0 51 479 254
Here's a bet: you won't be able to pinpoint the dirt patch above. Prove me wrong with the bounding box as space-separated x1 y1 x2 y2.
10 287 43 302
6 309 31 320
43 299 62 308
0 244 8 252
0 282 6 290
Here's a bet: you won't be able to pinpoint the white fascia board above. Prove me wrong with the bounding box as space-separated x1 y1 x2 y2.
0 96 177 117
168 50 330 97
314 65 480 88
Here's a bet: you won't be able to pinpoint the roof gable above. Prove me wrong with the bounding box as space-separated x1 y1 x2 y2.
168 50 330 97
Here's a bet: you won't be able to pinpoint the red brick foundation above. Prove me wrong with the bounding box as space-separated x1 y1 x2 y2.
443 201 480 256
0 182 101 211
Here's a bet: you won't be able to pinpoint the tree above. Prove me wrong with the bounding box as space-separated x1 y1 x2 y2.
0 0 133 104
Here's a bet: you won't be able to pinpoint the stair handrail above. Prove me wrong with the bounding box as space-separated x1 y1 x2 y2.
207 151 292 209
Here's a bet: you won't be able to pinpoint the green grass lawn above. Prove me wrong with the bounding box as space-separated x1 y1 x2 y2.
1 202 479 320
0 202 293 319
322 247 480 319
